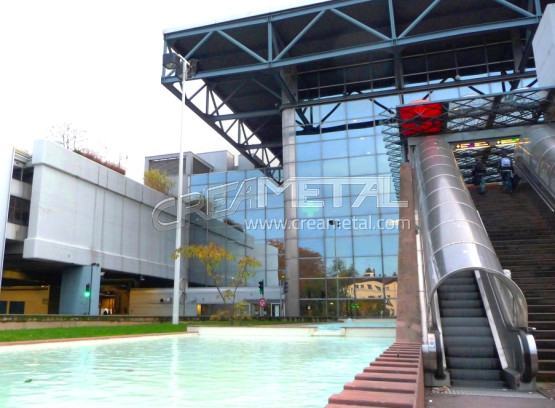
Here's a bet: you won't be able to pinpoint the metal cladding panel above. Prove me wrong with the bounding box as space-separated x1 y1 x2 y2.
413 135 504 302
516 124 555 198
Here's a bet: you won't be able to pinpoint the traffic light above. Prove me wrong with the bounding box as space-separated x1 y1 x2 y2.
84 284 91 298
258 280 264 295
284 281 288 294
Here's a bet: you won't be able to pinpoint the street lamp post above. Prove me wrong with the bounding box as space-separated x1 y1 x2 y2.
163 52 188 325
329 219 341 318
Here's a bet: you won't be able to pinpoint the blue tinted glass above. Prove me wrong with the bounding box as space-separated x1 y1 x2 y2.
320 102 346 122
382 256 398 276
191 174 208 185
296 133 321 143
353 235 382 256
377 154 392 173
325 236 353 258
227 171 247 182
299 238 325 255
322 158 349 177
348 137 376 156
322 129 347 141
346 99 373 119
296 142 322 162
382 234 399 255
208 172 226 184
349 156 377 176
322 139 348 159
297 160 322 177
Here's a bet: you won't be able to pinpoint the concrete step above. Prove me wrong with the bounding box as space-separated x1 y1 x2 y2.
327 389 415 408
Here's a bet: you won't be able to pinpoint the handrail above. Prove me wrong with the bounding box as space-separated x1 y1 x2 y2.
413 135 535 388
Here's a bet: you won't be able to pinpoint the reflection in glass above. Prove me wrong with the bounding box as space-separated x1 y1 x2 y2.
322 139 348 159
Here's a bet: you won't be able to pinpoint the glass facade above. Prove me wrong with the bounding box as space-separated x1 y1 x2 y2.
188 169 284 291
291 97 403 319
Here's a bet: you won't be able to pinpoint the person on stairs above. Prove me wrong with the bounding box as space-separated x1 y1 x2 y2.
498 151 514 193
472 157 488 195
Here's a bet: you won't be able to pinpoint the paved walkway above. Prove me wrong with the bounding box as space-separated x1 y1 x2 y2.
425 383 555 408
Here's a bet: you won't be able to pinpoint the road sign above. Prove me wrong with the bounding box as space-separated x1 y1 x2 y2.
258 297 267 308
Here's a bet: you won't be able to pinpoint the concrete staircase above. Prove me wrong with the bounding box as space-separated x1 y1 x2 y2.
470 183 555 381
325 342 423 408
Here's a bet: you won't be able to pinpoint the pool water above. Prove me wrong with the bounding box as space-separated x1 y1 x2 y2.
0 334 393 408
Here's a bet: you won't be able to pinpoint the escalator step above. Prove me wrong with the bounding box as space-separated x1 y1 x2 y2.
447 357 501 370
442 326 492 337
449 368 505 381
443 335 496 347
439 284 478 293
450 379 507 389
440 308 485 318
438 292 480 301
441 317 489 327
446 346 498 358
439 299 482 309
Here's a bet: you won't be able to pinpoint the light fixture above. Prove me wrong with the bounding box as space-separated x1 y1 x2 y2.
163 53 180 70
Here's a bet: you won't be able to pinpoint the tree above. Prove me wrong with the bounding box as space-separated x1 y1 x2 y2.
173 243 261 321
144 169 175 195
49 122 87 150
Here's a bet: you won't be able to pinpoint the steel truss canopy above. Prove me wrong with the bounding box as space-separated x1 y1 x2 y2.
161 0 551 172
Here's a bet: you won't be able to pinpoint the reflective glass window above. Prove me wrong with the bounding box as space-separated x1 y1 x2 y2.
322 139 348 159
353 235 382 256
322 129 347 141
299 259 326 278
297 161 322 177
382 256 398 276
296 142 321 162
322 158 349 177
348 137 376 157
349 156 377 176
353 256 383 277
298 237 325 255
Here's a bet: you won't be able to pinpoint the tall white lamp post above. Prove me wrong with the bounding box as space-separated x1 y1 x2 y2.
163 52 188 325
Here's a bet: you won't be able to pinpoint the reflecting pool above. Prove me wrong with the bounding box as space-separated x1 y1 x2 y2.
0 333 393 408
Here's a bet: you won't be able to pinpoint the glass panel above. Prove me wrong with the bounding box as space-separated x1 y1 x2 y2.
346 99 374 119
299 258 326 278
354 256 383 277
381 234 399 256
349 155 377 176
348 137 376 157
298 237 325 255
320 102 347 123
296 142 321 162
190 174 208 185
322 139 348 159
297 161 322 177
377 154 392 174
382 255 399 277
321 128 347 141
325 257 354 277
322 158 349 177
353 235 382 256
300 300 327 317
325 236 353 258
300 278 326 297
208 172 226 184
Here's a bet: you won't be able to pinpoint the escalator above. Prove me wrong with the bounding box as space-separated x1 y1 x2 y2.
412 135 538 390
438 271 505 388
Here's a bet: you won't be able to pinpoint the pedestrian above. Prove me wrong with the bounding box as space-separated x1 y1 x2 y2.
498 152 514 193
472 157 488 195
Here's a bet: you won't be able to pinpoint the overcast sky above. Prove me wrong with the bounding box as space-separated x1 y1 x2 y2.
0 0 327 181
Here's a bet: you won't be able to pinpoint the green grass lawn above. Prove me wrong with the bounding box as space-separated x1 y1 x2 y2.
0 323 189 343
0 319 295 343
